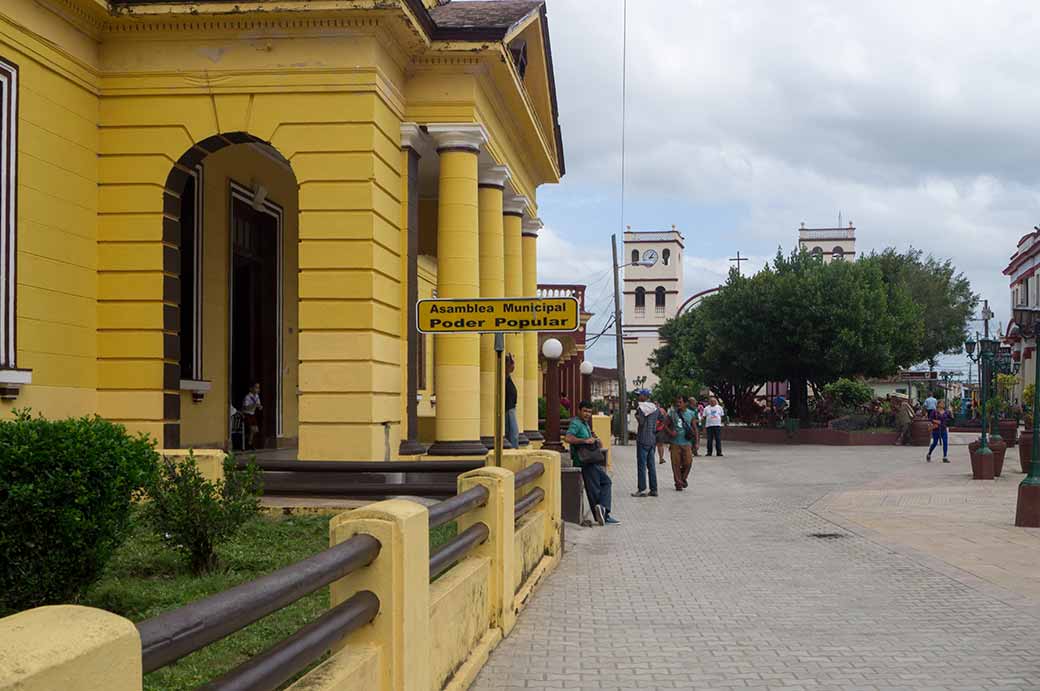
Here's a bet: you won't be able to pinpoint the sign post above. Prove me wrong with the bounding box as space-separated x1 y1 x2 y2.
417 296 579 466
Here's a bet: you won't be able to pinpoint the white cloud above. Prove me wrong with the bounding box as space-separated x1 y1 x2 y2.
540 0 1038 343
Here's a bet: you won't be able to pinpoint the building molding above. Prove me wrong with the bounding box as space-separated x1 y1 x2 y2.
0 57 19 379
478 164 510 189
427 123 488 153
521 216 542 238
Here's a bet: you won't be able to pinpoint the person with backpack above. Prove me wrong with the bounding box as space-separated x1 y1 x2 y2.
666 395 697 491
632 389 660 497
565 400 618 525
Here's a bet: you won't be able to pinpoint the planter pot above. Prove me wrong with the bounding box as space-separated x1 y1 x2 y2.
968 440 995 480
991 438 1007 477
1020 430 1035 473
910 417 932 446
998 420 1019 446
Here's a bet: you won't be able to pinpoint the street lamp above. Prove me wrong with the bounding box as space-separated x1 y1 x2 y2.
965 334 998 475
580 359 594 404
1010 322 1040 526
542 338 565 453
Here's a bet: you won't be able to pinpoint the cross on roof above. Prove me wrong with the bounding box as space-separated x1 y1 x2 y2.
729 251 748 275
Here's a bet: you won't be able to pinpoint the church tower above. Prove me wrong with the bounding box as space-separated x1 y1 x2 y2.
798 221 856 263
622 227 684 389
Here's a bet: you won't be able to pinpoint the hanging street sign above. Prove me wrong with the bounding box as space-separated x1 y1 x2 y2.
417 296 579 334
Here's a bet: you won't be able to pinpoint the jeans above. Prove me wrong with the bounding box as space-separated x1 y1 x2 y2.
505 408 519 449
929 428 948 457
636 443 658 493
705 426 723 455
670 444 692 488
581 463 612 515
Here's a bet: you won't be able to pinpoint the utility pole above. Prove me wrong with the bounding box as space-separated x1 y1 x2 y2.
612 234 628 446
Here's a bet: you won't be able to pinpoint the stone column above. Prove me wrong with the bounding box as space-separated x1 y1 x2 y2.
399 123 426 456
522 217 543 442
503 195 529 445
478 166 510 448
427 124 488 456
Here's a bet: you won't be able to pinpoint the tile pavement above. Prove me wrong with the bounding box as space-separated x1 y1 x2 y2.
471 441 1040 691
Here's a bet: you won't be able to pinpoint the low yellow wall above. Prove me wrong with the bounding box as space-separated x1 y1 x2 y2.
1 450 562 691
160 448 225 484
428 557 491 690
513 509 545 589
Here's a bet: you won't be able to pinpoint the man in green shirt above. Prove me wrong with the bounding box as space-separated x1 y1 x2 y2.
565 400 618 525
667 395 696 491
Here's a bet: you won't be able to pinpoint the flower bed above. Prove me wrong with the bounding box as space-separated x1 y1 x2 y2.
723 426 899 446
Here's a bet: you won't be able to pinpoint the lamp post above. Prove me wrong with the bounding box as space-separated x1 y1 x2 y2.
580 360 594 406
965 335 998 474
1010 322 1040 526
542 338 565 453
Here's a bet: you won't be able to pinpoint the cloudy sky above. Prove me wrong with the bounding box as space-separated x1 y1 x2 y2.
534 0 1039 371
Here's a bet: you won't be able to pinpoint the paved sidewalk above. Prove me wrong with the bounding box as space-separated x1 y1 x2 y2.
472 442 1040 691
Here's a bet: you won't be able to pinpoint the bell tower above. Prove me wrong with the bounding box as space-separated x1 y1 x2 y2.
622 226 684 388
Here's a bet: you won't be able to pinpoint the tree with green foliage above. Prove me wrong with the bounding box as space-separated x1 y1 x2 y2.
864 248 979 369
652 249 929 423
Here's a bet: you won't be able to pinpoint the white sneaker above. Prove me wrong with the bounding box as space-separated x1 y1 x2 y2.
592 504 605 526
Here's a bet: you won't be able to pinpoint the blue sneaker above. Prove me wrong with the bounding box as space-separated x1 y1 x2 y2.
604 514 620 525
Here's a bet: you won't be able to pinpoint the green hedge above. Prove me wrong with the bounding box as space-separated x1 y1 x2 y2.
0 411 159 612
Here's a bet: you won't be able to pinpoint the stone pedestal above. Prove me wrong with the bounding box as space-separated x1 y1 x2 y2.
1014 482 1040 527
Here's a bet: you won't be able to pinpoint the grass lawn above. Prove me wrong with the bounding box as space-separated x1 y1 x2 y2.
81 509 459 691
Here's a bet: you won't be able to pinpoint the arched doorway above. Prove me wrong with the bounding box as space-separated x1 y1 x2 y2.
163 132 299 450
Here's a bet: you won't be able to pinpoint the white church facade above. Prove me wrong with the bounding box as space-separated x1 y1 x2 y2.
622 228 684 389
798 222 857 263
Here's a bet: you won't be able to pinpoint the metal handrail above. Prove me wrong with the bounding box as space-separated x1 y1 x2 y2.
197 591 380 691
429 523 490 579
513 462 545 489
428 484 489 529
234 459 484 473
514 487 545 520
137 534 381 673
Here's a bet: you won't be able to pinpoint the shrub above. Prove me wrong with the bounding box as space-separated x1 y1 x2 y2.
829 414 872 431
142 453 262 575
822 378 874 410
0 411 158 612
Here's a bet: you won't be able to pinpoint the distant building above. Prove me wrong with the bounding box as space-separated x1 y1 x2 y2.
622 228 684 388
589 367 619 407
798 222 857 263
1003 228 1040 402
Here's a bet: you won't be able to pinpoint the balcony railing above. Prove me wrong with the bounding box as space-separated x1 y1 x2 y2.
537 283 586 312
799 228 855 240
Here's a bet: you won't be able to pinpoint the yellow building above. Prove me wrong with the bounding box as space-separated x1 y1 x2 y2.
0 0 564 460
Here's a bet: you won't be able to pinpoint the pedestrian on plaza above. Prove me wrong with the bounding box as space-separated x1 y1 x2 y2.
894 394 914 445
666 395 696 491
687 396 702 456
632 389 659 497
926 399 954 463
703 396 725 457
504 354 519 449
923 391 938 413
565 400 618 525
655 402 669 464
560 391 572 412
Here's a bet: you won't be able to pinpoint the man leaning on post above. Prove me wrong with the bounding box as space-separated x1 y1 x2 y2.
565 400 619 525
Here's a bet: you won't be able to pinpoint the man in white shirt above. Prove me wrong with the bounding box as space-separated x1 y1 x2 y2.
923 393 938 412
703 396 725 457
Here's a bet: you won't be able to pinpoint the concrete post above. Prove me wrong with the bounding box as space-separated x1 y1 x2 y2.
329 500 430 691
0 605 142 691
529 449 562 556
456 466 517 637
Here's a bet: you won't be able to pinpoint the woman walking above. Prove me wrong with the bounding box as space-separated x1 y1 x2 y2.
927 399 954 463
